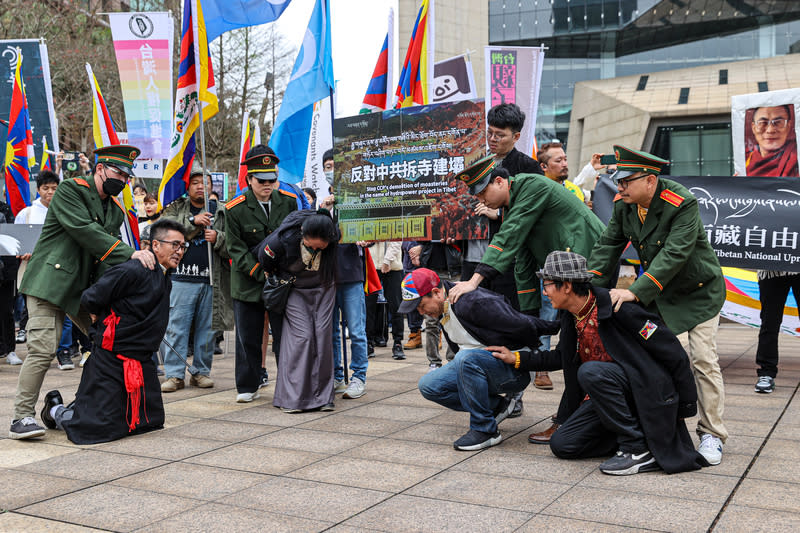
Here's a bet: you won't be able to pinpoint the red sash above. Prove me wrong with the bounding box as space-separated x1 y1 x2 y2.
116 354 148 432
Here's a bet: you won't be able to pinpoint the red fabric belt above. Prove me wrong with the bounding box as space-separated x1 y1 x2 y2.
116 354 148 432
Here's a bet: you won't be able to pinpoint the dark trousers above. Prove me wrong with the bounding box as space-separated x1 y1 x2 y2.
233 299 282 393
757 274 800 378
0 281 15 354
550 361 647 459
366 270 404 343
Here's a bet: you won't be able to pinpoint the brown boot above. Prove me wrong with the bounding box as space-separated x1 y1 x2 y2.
404 331 422 349
528 423 560 444
533 371 553 390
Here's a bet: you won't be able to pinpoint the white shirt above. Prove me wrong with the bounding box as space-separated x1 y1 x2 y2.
440 301 485 351
14 198 48 224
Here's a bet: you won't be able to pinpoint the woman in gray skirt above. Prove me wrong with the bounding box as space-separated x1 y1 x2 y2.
257 209 339 412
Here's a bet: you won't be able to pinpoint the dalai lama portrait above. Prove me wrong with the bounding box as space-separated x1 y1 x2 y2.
745 104 799 177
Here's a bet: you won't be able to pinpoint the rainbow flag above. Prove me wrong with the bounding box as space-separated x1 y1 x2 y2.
3 49 35 216
361 8 394 113
395 0 434 108
159 0 219 208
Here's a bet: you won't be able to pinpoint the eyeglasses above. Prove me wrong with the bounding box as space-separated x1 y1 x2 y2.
753 118 789 132
542 281 558 291
156 239 189 251
487 129 511 141
104 165 130 182
614 175 647 189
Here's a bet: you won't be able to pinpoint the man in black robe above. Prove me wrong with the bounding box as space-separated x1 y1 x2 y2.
39 219 187 444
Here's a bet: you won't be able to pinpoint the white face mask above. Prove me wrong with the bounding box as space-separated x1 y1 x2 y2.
324 170 334 185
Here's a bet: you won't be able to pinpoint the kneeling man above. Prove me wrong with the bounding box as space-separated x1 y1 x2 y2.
40 219 186 444
410 268 558 451
492 251 707 475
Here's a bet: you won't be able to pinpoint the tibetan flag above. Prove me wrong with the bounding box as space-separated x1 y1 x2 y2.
363 247 383 294
236 111 254 194
395 0 434 108
361 8 394 113
158 0 219 208
86 63 120 148
268 0 334 184
4 50 35 216
40 136 52 171
203 0 293 43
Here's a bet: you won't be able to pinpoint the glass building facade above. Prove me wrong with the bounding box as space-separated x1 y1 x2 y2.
489 0 800 168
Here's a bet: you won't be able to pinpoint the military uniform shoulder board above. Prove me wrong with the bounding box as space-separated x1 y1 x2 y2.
660 189 685 207
225 196 246 210
277 188 297 199
73 177 90 188
613 193 623 202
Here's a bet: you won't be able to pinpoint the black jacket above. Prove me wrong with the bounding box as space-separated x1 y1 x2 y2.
256 209 339 278
518 287 706 474
440 280 559 353
499 147 543 177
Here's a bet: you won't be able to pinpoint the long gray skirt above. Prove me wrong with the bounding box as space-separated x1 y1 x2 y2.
273 284 336 410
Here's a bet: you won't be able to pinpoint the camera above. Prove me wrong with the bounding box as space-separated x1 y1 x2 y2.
62 152 82 173
600 154 617 166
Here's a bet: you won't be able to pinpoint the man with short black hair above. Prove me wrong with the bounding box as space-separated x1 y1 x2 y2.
40 219 186 444
486 103 542 176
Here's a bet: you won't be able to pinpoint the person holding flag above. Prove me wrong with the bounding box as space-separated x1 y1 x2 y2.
9 146 156 440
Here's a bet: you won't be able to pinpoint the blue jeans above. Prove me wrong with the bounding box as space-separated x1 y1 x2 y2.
58 317 73 352
161 281 214 378
332 281 368 383
418 349 531 434
539 279 558 350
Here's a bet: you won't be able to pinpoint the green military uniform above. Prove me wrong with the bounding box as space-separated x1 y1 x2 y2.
225 176 297 302
13 145 139 426
476 173 606 312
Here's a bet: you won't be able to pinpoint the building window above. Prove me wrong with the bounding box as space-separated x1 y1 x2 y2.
651 123 733 176
758 81 769 92
719 69 728 85
678 87 690 104
636 75 649 90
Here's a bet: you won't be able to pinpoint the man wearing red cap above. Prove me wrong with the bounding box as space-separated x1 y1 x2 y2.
409 268 558 451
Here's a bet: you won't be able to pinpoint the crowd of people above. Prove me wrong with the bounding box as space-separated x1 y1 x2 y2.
1 102 791 477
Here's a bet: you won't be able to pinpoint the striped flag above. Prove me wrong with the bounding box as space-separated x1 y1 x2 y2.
158 0 219 208
236 111 255 194
3 49 35 216
361 8 394 113
40 136 52 171
395 0 434 108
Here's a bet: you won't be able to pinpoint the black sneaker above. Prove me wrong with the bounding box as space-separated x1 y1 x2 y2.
492 395 516 425
454 429 502 451
56 348 74 370
258 368 269 389
9 417 46 439
755 376 775 394
599 450 660 475
509 398 524 418
15 329 26 343
214 342 223 355
374 337 388 348
392 342 406 360
367 343 375 358
40 390 64 429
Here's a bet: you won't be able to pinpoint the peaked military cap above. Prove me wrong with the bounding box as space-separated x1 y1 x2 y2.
455 154 497 195
611 144 669 183
95 144 140 176
241 149 280 181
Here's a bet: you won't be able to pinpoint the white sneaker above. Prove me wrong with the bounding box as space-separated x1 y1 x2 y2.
342 377 366 399
334 379 347 394
698 433 723 465
236 391 261 403
6 351 22 365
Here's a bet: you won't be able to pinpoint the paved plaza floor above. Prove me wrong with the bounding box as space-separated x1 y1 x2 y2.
0 323 798 532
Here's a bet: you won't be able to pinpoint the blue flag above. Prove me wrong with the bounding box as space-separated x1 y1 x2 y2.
203 0 293 43
269 0 334 183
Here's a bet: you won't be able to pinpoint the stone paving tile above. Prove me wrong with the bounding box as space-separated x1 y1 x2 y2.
298 413 416 437
16 449 168 483
451 449 597 483
770 422 800 441
347 437 477 468
163 398 254 418
135 501 332 533
746 455 800 484
0 468 92 511
248 427 376 454
217 476 392 523
0 439 79 468
288 455 440 492
215 404 329 426
543 486 721 532
578 469 739 504
497 431 563 457
723 419 778 438
93 433 227 461
694 452 753 478
342 403 444 423
407 470 572 513
18 484 201 532
388 422 472 446
158 418 281 442
341 494 531 532
723 404 784 423
517 514 666 532
0 513 106 532
190 443 328 475
731 478 800 513
713 504 800 532
112 462 270 500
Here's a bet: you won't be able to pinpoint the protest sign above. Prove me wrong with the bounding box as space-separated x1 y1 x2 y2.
333 98 486 243
484 46 545 156
432 54 477 104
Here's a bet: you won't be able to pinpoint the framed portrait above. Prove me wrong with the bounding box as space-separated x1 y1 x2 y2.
732 88 800 177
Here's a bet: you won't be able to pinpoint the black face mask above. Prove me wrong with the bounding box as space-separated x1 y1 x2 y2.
101 168 127 196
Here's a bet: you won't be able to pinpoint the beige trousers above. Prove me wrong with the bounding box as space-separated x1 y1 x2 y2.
13 295 90 420
678 313 728 442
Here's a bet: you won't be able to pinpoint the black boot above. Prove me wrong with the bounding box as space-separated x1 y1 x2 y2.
40 390 64 429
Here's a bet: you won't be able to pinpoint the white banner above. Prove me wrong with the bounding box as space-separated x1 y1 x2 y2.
302 97 333 204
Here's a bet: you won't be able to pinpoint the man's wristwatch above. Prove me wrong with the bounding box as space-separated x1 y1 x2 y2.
189 215 195 225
